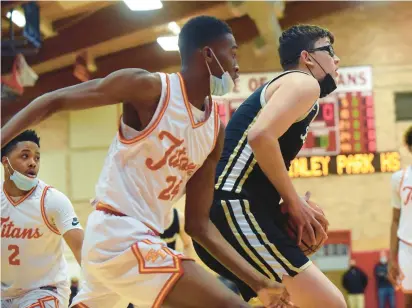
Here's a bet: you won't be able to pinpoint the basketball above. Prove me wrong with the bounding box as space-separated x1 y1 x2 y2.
280 199 327 256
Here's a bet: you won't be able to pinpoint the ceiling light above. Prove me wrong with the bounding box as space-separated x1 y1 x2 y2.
168 22 180 35
123 0 162 11
157 36 179 51
6 10 26 28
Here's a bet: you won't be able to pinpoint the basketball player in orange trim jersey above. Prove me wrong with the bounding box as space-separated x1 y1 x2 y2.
1 130 84 308
388 126 412 307
1 16 288 308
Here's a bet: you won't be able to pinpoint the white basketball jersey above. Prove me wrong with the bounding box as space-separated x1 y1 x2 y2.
94 72 220 233
1 180 68 299
392 166 412 244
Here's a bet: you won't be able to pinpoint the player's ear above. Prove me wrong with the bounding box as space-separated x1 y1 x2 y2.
202 47 213 64
301 50 314 68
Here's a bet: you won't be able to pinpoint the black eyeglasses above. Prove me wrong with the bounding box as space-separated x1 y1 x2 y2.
281 45 336 66
308 45 335 58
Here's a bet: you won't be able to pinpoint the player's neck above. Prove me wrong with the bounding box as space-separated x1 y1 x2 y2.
179 68 210 110
292 66 311 75
3 178 28 197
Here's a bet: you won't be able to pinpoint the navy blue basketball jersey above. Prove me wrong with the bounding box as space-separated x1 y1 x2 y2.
215 71 319 203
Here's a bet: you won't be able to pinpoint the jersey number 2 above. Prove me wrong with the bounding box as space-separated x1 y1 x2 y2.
159 176 182 201
8 245 20 265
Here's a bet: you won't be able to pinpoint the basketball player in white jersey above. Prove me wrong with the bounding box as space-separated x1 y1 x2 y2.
1 16 287 308
1 130 84 308
389 126 412 307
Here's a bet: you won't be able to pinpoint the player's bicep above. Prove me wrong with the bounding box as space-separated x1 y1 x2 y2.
185 122 224 233
51 68 161 112
249 74 320 140
45 189 82 235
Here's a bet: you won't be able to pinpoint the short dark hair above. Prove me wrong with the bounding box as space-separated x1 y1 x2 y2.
1 130 40 158
404 126 412 147
178 15 233 65
278 24 334 70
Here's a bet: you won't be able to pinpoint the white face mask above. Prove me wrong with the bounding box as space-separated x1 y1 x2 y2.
380 256 387 263
6 158 38 191
205 49 235 96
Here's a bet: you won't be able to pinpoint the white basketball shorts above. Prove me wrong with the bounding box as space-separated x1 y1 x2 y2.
71 206 192 308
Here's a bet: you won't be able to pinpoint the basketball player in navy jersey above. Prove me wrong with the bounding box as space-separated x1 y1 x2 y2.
195 25 347 308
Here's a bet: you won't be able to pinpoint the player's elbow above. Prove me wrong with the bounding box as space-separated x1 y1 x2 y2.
185 219 208 241
37 91 65 117
248 127 275 150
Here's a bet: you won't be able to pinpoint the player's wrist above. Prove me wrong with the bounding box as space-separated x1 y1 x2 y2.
282 193 301 207
249 275 270 293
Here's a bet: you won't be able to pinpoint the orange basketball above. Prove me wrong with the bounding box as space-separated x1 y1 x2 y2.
280 199 327 256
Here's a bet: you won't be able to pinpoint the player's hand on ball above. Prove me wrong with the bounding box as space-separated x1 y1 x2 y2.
285 191 328 246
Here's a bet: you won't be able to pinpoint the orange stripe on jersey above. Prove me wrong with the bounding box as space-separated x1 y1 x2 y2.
3 185 37 207
400 238 412 246
177 72 212 129
131 241 181 274
26 295 58 308
152 267 183 308
399 168 408 195
211 101 220 152
118 74 171 145
95 202 160 235
40 186 61 235
96 203 127 216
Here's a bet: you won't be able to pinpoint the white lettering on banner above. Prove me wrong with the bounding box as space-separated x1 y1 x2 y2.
213 66 373 101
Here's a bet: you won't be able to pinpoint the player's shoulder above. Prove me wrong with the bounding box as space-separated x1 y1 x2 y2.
392 167 408 180
279 71 318 86
391 167 409 186
269 71 320 98
43 185 72 206
105 68 162 102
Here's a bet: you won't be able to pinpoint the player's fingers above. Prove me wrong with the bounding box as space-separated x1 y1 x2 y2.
315 212 329 227
296 225 303 245
306 221 317 245
311 218 327 245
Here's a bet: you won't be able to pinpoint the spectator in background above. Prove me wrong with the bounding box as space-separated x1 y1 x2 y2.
375 251 396 308
69 277 79 305
342 259 368 308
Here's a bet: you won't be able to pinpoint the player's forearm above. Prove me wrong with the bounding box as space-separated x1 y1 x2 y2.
248 134 299 205
1 92 61 145
389 221 399 261
190 220 267 292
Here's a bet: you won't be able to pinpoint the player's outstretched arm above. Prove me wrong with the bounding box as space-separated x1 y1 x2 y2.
1 68 161 145
247 72 327 245
185 122 286 307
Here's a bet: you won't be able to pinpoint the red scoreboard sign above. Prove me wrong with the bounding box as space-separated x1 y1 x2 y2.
215 66 376 157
